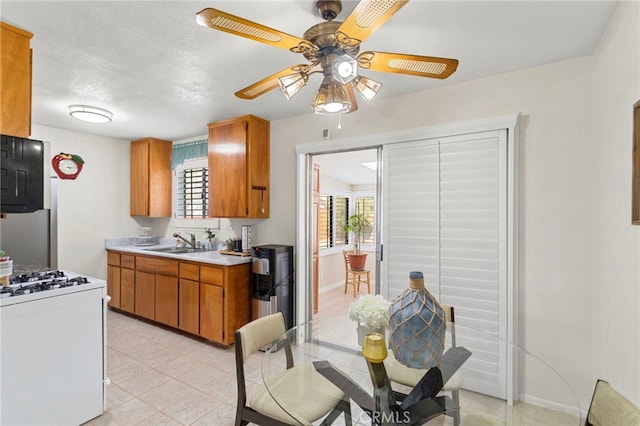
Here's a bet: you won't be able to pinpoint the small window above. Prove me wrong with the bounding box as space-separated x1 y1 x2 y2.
318 195 349 249
355 196 375 245
177 167 208 218
334 196 349 245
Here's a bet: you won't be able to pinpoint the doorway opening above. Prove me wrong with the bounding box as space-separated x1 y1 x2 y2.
311 148 380 321
309 148 381 348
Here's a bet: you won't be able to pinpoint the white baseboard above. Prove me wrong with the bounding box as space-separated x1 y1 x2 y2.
319 281 343 294
519 393 586 421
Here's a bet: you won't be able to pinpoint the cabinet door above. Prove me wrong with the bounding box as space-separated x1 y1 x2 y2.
247 116 270 218
130 140 149 216
155 275 178 327
200 283 223 342
135 271 155 320
106 265 121 308
120 268 135 313
148 140 172 217
130 138 172 217
208 120 247 217
179 278 200 335
0 23 33 138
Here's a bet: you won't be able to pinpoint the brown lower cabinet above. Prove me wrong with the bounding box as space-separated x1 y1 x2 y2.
135 271 155 320
120 268 135 313
106 250 250 345
107 252 135 312
200 282 223 342
155 274 178 327
179 279 200 334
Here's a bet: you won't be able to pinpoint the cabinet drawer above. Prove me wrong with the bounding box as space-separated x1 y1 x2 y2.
180 262 199 281
121 254 135 269
107 252 120 266
201 266 223 285
136 256 179 276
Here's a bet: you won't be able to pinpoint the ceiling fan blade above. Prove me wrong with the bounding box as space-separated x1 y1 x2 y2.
196 8 317 55
357 51 459 79
235 64 314 99
336 0 409 46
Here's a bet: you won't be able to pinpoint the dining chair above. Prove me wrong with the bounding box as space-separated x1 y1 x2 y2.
234 312 352 426
384 304 462 426
342 250 371 297
584 379 640 426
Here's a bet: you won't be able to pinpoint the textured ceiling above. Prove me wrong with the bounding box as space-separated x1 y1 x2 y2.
0 1 618 144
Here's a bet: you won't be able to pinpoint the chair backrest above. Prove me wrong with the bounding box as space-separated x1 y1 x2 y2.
442 304 455 347
236 312 287 362
342 250 351 270
585 379 640 426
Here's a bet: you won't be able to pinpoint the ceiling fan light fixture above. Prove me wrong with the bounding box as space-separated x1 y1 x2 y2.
278 72 308 100
332 54 358 84
68 104 113 123
312 78 352 115
354 75 382 102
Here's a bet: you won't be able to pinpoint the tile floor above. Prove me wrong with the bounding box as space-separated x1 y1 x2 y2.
87 310 245 425
91 291 581 426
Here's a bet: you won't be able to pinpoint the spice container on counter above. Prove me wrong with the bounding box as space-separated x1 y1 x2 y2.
0 251 12 287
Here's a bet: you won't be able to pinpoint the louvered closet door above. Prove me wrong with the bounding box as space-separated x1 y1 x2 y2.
383 130 508 399
385 141 441 299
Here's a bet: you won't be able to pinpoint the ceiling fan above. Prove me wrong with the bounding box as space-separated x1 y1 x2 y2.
196 0 458 115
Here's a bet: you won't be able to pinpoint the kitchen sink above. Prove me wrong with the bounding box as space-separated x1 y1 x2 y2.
143 247 209 254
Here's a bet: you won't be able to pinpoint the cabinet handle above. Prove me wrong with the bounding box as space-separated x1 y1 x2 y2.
252 185 267 214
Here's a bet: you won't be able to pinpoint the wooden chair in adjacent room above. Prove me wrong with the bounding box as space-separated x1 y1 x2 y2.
234 312 352 426
384 304 462 426
342 250 371 297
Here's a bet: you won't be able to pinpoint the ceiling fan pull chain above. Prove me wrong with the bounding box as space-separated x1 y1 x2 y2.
338 113 342 129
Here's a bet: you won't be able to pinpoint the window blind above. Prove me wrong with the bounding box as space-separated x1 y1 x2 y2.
177 167 208 218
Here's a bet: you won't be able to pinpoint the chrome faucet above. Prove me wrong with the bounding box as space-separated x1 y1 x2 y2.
173 232 196 248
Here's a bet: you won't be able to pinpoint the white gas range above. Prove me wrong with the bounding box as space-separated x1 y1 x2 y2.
0 270 108 425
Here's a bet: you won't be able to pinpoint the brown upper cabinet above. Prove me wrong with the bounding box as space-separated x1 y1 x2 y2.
130 137 172 217
1 22 33 138
207 114 270 218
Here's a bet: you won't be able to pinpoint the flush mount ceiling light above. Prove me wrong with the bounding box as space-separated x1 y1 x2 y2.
196 0 459 116
68 105 113 123
360 161 377 171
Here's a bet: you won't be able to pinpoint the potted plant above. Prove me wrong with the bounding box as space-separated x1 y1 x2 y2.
348 294 391 346
344 213 374 270
205 228 216 250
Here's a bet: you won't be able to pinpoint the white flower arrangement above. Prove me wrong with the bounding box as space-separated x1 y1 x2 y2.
348 294 391 329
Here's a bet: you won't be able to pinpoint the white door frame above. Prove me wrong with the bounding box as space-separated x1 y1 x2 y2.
295 113 519 398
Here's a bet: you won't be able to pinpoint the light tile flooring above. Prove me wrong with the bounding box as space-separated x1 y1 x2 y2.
91 289 581 426
87 310 243 425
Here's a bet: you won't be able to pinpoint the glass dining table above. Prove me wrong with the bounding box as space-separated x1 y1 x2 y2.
260 314 582 426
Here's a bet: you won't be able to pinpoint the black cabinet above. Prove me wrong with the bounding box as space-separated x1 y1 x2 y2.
1 134 44 213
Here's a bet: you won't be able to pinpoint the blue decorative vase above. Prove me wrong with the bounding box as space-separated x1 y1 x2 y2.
388 271 446 368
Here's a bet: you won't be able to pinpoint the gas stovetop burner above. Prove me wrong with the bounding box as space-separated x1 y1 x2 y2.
1 272 91 298
9 270 66 285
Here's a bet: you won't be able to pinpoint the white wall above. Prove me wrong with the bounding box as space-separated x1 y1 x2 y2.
265 58 595 406
25 1 637 410
258 4 640 409
30 124 138 279
26 127 264 279
590 1 640 405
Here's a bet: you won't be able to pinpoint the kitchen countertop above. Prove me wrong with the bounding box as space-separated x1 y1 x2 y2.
105 238 252 266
